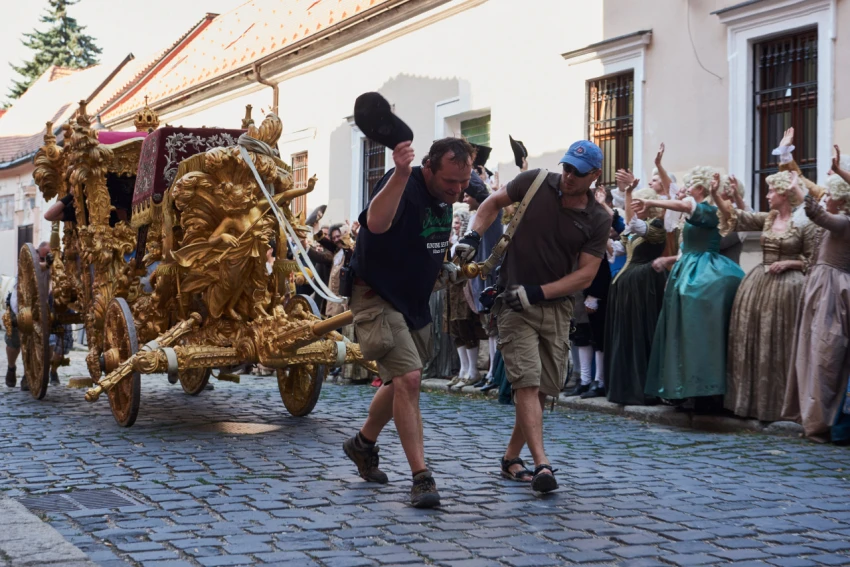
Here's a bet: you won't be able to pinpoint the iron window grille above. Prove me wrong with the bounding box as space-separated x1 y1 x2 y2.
362 138 386 208
291 152 309 219
752 29 818 211
587 71 634 189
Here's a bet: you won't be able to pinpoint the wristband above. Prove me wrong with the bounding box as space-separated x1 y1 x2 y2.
524 285 545 305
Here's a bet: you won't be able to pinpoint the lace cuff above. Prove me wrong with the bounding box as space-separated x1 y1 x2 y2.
628 216 648 236
772 144 795 165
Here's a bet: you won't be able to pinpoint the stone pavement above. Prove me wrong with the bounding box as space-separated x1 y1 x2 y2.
0 350 849 567
0 494 98 567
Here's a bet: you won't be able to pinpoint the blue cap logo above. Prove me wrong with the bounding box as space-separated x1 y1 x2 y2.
559 140 603 174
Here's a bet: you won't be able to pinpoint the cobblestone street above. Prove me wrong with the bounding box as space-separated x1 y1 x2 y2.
1 351 850 567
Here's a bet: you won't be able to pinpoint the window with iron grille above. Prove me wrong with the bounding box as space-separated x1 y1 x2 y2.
291 152 308 219
587 71 633 189
461 115 491 147
753 29 817 211
362 138 386 208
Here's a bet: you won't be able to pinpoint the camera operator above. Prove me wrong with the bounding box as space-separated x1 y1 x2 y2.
455 141 610 493
343 137 474 508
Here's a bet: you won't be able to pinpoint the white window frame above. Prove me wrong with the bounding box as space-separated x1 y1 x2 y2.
347 118 391 220
562 32 651 182
717 0 836 203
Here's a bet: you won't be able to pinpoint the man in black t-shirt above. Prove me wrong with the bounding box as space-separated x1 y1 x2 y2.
344 137 474 509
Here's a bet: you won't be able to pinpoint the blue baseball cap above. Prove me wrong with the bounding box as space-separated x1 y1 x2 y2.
559 140 603 174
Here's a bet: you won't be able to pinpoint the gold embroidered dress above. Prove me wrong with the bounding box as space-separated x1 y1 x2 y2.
722 210 816 421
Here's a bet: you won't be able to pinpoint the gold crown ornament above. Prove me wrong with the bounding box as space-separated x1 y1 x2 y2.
134 96 160 133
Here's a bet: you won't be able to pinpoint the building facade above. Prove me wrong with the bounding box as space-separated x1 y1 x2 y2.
2 0 846 277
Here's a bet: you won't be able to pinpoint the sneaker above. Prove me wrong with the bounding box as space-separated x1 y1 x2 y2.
343 436 389 484
50 370 60 385
20 376 29 392
564 382 591 397
410 471 440 508
5 366 15 388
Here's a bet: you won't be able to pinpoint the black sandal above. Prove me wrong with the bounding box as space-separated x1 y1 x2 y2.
500 457 533 482
531 464 558 493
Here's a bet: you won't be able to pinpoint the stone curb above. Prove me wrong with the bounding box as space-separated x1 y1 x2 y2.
420 378 805 439
0 495 97 567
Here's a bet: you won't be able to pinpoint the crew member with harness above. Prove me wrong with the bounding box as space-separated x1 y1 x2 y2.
455 141 610 493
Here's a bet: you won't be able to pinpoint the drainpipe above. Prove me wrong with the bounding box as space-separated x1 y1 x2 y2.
252 62 278 115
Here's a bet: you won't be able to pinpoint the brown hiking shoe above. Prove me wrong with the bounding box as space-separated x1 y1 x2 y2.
410 471 440 508
343 436 388 484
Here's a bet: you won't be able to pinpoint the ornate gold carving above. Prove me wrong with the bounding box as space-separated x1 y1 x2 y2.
107 139 146 176
168 113 307 323
241 105 254 129
32 122 65 201
134 96 160 132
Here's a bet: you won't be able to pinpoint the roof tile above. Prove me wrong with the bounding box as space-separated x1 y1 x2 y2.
103 0 393 121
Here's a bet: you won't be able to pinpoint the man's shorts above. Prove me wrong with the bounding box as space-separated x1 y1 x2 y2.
350 285 432 384
4 328 20 349
495 298 572 398
49 327 74 354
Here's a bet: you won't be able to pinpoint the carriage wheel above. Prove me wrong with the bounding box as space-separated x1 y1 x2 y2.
102 298 140 427
179 368 211 395
17 244 51 400
277 364 325 417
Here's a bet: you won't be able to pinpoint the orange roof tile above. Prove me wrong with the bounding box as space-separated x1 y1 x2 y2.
103 0 391 122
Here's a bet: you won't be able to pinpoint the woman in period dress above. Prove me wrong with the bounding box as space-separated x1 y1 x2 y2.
635 168 744 406
782 149 850 443
605 183 668 405
715 172 814 421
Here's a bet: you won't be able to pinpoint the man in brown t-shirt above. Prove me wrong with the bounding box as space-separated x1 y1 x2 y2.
455 140 610 493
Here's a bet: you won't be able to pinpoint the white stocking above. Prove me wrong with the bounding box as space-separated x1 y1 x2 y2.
594 350 605 387
578 345 593 386
487 336 498 378
466 344 480 380
456 346 469 379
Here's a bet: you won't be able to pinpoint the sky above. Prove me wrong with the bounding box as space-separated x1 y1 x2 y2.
0 0 246 103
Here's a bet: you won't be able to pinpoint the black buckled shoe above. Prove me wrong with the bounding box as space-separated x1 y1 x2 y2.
50 370 60 385
5 366 15 388
410 471 440 508
564 382 590 397
580 381 605 399
343 436 389 484
20 376 29 391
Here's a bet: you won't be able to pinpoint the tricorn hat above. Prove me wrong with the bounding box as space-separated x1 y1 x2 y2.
472 144 492 168
465 172 490 205
354 92 413 149
509 135 528 169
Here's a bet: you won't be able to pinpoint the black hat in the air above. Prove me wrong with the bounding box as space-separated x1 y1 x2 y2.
509 135 528 169
465 172 490 205
472 144 492 168
353 92 413 149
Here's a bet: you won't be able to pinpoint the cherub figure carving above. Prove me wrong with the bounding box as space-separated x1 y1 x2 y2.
169 114 317 322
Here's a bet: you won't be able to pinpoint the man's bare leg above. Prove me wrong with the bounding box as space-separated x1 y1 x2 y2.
360 381 395 442
390 371 425 473
505 388 553 478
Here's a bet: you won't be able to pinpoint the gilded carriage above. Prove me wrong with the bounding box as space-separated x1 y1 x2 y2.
20 100 373 426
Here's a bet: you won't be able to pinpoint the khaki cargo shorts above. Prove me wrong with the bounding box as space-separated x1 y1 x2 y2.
350 285 432 384
495 298 572 398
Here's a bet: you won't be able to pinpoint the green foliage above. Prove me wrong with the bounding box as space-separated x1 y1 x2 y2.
7 0 102 100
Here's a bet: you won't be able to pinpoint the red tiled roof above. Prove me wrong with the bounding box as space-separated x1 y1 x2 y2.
91 13 217 117
103 0 391 121
0 64 122 167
